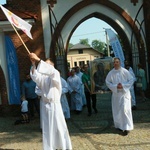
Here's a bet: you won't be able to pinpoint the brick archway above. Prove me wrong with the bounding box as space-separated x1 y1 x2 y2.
67 13 132 62
50 0 142 65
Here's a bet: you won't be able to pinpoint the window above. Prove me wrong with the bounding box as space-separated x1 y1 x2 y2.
94 56 99 58
67 62 70 67
79 61 84 67
86 61 89 65
74 62 77 67
78 49 83 54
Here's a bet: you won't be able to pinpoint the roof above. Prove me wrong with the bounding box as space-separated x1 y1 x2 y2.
70 43 104 54
70 43 92 50
0 5 37 21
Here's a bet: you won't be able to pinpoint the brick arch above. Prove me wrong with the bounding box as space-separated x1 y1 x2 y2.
67 12 132 62
51 0 141 63
0 67 8 105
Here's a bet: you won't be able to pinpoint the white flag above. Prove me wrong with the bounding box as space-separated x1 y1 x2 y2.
0 5 33 39
105 29 125 67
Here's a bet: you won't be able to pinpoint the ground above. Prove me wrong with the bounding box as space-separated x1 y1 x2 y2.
0 93 150 150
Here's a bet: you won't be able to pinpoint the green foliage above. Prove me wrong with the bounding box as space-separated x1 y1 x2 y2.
91 39 105 53
79 38 90 46
68 43 74 48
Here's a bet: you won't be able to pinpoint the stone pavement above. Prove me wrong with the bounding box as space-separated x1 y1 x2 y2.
0 92 150 150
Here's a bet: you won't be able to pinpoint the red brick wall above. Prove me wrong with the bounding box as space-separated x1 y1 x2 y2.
0 0 45 106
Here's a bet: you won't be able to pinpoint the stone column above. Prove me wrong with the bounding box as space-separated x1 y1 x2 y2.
56 55 68 79
0 29 9 104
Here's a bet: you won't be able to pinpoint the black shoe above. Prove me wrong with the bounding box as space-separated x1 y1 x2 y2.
132 106 137 110
94 109 98 113
76 110 81 115
122 130 129 136
116 128 123 131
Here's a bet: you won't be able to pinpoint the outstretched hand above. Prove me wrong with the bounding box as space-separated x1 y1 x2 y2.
28 53 40 65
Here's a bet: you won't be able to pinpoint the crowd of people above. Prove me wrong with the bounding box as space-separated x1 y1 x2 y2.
18 53 148 149
66 64 99 116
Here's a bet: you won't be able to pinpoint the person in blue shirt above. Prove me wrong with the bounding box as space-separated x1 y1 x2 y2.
82 64 98 116
22 73 40 119
137 63 147 101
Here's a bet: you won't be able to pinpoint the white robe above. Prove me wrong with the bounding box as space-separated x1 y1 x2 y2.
67 75 83 111
60 77 70 119
105 67 134 131
30 60 72 150
128 67 136 106
76 72 87 106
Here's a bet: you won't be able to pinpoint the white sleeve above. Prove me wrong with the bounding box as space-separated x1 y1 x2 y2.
37 60 61 89
61 78 69 94
105 71 118 93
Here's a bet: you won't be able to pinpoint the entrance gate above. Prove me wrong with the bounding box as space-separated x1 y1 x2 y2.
40 0 149 83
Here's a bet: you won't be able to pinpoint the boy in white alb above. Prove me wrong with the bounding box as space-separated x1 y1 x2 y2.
29 53 72 150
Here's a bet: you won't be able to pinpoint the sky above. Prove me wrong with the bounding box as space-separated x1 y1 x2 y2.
0 0 6 5
70 17 116 45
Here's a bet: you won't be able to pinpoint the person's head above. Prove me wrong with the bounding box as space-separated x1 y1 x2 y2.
45 58 54 66
124 61 130 70
125 65 130 70
137 63 142 69
70 69 76 76
97 63 104 71
75 66 80 73
21 95 25 101
113 57 121 70
124 60 128 65
83 64 89 72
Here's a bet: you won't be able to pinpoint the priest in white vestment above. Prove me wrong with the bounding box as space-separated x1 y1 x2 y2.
60 73 70 119
67 69 83 114
29 53 72 150
125 63 137 110
105 57 134 136
75 66 87 106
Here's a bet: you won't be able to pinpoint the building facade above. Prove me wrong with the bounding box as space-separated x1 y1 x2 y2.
67 43 103 68
0 0 150 106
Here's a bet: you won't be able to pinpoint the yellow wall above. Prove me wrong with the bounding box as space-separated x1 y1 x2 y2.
67 48 103 68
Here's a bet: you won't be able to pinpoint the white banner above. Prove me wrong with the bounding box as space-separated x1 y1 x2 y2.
105 29 125 67
0 5 33 39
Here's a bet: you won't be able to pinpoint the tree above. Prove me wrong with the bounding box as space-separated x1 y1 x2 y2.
68 43 74 49
103 44 114 57
79 38 90 46
91 39 105 53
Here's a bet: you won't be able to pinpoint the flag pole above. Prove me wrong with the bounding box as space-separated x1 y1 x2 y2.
105 31 110 57
11 23 30 54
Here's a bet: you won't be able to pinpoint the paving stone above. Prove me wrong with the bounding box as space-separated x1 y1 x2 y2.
0 93 150 150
